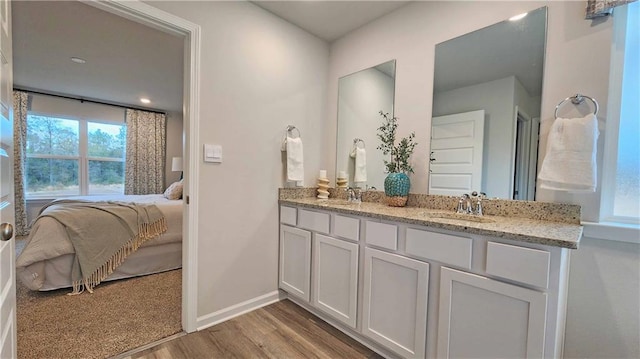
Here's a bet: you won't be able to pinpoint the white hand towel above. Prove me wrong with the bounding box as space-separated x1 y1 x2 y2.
354 147 367 183
538 113 599 192
286 136 304 182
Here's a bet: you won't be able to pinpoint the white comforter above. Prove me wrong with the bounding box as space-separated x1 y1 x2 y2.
16 194 183 290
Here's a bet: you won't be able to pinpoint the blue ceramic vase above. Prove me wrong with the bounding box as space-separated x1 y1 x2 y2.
384 172 410 207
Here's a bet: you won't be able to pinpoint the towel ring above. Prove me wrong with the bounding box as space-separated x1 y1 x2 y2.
554 94 599 119
281 125 301 151
286 125 301 139
353 138 365 149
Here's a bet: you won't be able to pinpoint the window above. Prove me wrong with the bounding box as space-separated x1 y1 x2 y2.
601 1 639 224
26 115 126 197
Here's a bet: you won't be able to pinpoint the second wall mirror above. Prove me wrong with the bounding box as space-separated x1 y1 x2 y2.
336 59 396 190
429 7 547 200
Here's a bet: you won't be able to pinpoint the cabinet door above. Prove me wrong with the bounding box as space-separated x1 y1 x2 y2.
437 267 547 358
279 225 311 302
362 247 429 359
312 234 358 328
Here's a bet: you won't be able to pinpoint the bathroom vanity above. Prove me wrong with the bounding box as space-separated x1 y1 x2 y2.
278 190 581 359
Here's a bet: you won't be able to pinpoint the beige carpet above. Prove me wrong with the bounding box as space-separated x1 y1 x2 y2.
16 238 182 359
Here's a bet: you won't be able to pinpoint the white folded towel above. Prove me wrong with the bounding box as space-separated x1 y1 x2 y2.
353 147 367 183
538 113 599 192
286 136 304 182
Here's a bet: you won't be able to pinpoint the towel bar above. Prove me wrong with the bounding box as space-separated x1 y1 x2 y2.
554 94 599 119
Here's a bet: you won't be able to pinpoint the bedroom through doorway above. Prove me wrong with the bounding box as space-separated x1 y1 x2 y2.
11 1 194 357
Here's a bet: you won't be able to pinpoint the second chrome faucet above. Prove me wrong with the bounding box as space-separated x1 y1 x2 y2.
456 191 486 216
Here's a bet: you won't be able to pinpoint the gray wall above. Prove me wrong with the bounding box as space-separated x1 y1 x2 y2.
147 1 329 317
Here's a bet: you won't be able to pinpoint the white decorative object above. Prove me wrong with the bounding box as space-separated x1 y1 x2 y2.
317 174 330 199
336 170 348 189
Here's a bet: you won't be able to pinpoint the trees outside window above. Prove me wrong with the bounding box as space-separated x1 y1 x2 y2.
26 115 126 197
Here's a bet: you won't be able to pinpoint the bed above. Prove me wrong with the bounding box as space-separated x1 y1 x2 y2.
16 194 183 291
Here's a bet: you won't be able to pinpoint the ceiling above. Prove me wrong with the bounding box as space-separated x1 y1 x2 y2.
12 1 408 114
15 1 544 115
12 1 184 113
253 1 409 42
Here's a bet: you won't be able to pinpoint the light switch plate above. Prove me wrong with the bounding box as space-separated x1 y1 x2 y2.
204 144 222 163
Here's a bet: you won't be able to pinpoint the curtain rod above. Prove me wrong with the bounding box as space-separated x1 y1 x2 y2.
13 88 167 115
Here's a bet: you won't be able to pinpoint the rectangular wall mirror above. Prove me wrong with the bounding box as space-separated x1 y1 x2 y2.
336 59 396 190
429 7 547 200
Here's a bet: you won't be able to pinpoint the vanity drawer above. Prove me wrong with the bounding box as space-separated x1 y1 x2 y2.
280 206 297 226
333 214 360 242
486 241 550 288
405 228 472 269
365 221 397 250
298 209 330 234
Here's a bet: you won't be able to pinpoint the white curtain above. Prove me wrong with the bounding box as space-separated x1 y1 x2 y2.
124 109 166 194
13 91 30 235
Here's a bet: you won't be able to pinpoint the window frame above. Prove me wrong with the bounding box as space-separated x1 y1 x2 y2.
25 112 126 198
588 2 640 244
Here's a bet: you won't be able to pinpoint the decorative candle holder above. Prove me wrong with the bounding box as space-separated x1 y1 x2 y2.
317 177 330 199
336 177 348 189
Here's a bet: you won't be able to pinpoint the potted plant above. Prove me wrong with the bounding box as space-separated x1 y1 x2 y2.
376 111 417 207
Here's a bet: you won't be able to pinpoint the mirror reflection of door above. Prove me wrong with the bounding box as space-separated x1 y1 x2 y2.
429 110 484 196
513 109 540 200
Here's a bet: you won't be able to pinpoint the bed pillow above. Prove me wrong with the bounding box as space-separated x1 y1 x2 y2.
164 179 183 200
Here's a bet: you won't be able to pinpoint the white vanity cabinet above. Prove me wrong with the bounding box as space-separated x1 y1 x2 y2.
437 267 547 358
362 247 429 359
278 203 572 359
312 234 359 328
279 224 312 302
279 207 361 328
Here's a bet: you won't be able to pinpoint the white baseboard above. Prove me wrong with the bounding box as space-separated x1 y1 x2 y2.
196 290 281 331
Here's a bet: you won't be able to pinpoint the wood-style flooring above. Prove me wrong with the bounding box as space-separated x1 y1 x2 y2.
126 299 383 359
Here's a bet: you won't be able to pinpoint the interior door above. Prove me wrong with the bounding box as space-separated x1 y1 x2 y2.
0 0 15 357
429 110 484 196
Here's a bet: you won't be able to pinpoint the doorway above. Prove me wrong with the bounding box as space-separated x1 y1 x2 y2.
9 0 200 356
512 110 540 201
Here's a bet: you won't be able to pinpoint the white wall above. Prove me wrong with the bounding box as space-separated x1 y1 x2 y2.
433 76 516 199
147 1 329 319
327 1 638 358
564 236 640 358
514 76 542 120
30 93 125 123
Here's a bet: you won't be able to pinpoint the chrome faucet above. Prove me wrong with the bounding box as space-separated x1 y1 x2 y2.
457 193 472 214
456 192 487 216
346 187 362 203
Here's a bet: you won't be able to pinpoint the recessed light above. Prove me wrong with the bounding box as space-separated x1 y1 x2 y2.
70 57 86 64
509 13 528 21
140 98 151 104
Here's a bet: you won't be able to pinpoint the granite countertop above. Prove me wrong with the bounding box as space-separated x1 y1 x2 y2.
279 197 583 249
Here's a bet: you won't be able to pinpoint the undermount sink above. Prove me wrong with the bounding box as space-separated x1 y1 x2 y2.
419 211 495 223
324 200 361 206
